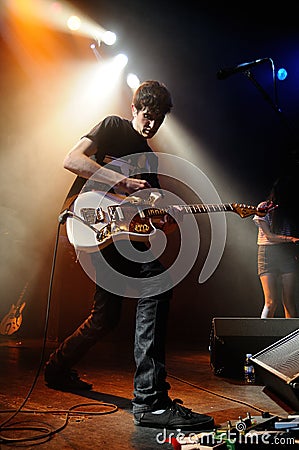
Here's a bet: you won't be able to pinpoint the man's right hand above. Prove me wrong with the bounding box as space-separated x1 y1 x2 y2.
114 177 151 194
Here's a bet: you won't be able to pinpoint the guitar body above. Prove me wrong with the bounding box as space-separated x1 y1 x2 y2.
0 282 28 336
66 191 159 253
0 302 26 335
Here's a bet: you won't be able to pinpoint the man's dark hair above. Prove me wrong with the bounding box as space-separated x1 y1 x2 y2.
132 80 173 115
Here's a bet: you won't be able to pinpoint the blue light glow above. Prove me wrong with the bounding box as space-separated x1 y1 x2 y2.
277 68 287 80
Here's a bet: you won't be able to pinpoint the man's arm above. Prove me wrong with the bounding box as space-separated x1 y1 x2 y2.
63 137 151 194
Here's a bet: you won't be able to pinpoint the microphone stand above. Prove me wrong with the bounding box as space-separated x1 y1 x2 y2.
243 68 299 163
244 70 296 138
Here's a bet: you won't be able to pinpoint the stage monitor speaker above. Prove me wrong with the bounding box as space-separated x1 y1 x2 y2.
252 328 299 412
209 317 299 378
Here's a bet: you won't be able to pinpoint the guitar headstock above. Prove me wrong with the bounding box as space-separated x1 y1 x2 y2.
232 203 264 218
232 202 278 218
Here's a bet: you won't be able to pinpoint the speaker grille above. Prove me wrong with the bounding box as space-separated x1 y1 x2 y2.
210 318 299 378
252 328 299 383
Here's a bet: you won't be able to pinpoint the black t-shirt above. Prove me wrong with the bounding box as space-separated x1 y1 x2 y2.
62 116 161 207
85 115 160 189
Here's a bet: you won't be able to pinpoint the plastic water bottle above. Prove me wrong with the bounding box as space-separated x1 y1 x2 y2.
244 353 255 384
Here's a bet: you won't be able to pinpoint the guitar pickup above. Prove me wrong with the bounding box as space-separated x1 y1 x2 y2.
80 207 104 224
137 207 145 219
107 205 125 221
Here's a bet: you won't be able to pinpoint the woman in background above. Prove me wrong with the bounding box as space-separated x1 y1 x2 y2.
253 172 299 318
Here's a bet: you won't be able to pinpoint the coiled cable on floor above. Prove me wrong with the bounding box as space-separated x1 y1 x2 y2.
0 401 118 445
0 220 118 445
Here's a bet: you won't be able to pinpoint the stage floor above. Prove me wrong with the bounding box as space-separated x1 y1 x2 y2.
0 336 296 449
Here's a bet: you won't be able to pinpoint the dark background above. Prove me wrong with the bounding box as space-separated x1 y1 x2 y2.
1 0 299 347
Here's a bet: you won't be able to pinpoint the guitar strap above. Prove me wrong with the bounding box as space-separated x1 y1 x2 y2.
60 176 86 211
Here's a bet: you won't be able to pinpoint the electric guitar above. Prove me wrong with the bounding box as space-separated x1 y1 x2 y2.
65 190 270 253
0 282 28 335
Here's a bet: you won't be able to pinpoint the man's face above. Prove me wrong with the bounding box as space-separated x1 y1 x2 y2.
132 106 165 139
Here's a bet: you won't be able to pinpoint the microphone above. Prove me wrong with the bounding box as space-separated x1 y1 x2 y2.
217 58 270 80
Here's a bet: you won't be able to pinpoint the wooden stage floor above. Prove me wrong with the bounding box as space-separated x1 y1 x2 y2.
0 336 298 449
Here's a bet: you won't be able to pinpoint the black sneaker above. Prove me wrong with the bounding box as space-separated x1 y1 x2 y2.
44 362 93 391
134 398 214 431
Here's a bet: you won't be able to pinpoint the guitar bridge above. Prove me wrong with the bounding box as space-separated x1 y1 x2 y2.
80 207 104 224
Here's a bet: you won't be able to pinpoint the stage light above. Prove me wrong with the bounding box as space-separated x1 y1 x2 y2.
90 41 102 61
102 31 117 46
113 53 128 69
67 15 81 31
127 73 140 89
90 39 100 50
277 68 287 81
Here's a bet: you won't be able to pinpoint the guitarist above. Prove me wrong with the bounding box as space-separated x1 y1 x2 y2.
44 80 214 432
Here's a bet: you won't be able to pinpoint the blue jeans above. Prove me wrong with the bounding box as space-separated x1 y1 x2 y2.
48 241 173 413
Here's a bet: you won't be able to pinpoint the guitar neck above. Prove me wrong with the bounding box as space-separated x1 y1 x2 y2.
145 203 235 218
15 282 29 307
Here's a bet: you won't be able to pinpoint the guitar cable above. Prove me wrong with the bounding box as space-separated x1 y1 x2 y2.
58 209 103 238
0 218 118 446
2 211 293 444
168 373 275 416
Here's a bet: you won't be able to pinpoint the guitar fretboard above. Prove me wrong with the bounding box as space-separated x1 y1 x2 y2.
145 203 235 218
